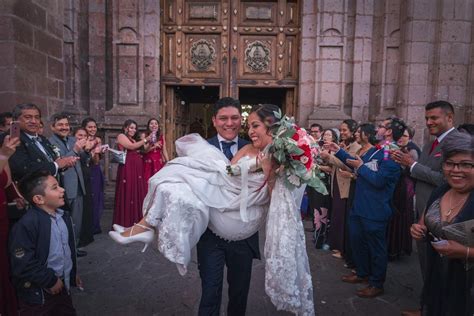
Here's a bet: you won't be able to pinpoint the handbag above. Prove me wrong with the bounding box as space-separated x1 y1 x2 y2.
109 147 127 164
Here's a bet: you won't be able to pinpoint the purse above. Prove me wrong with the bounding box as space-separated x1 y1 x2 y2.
109 148 127 164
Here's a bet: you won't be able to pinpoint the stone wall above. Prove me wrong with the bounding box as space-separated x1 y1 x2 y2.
0 0 65 121
300 0 474 145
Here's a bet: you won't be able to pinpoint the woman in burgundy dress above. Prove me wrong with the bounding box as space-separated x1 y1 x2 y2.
387 127 420 259
0 134 23 315
142 118 169 188
82 117 105 234
112 120 149 227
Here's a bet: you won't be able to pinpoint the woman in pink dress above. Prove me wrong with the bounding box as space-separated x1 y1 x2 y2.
142 118 169 187
112 120 150 227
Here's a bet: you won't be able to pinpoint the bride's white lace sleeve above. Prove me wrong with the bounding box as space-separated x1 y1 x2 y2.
264 177 315 316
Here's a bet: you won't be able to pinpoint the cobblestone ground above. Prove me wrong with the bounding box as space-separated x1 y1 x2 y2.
72 208 422 316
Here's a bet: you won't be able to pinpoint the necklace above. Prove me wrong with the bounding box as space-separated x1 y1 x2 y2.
446 190 468 217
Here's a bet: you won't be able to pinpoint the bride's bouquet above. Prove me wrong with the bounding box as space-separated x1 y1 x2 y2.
268 110 328 194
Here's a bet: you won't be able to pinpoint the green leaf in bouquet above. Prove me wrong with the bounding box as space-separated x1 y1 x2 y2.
274 150 286 163
273 110 282 119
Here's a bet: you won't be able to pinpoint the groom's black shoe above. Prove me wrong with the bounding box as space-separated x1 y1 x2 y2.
77 249 87 257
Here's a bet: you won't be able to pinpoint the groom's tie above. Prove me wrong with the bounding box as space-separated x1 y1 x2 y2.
221 141 235 160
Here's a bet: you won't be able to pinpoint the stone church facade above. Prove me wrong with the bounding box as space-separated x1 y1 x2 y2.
1 0 473 177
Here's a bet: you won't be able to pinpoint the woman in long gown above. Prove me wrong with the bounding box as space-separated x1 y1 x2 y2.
112 119 149 227
410 132 473 316
142 118 169 187
324 120 361 259
82 117 105 234
109 104 316 315
387 128 419 259
0 135 22 315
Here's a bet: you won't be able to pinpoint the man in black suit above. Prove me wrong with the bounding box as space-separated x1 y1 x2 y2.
9 104 77 182
197 97 257 316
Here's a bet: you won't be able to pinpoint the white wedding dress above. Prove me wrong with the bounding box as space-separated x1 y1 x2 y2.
142 134 315 315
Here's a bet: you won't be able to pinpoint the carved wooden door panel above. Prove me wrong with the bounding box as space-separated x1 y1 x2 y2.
161 0 299 93
161 0 300 154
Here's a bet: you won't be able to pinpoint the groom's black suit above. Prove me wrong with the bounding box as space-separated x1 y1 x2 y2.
197 135 259 316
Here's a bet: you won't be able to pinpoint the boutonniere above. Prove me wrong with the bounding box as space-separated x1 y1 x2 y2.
50 144 61 158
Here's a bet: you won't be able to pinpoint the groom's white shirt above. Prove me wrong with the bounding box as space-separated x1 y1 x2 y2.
217 134 239 156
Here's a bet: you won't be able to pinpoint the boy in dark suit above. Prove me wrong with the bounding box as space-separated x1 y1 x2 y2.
10 170 82 315
197 97 256 316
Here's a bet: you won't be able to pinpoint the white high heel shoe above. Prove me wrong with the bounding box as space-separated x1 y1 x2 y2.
112 224 126 233
109 224 154 252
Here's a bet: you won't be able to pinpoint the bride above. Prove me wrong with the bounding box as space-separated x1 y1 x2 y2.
109 104 315 315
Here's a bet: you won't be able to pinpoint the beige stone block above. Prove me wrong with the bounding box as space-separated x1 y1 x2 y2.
439 42 470 64
410 20 436 42
322 0 345 13
447 85 466 107
362 38 372 61
301 38 316 61
320 12 334 35
454 0 473 20
353 40 364 61
299 83 315 106
407 84 428 105
302 0 316 15
302 14 317 38
441 21 471 43
411 0 437 20
433 85 450 100
409 42 433 63
354 15 373 38
321 60 342 82
331 14 345 34
144 13 159 36
438 64 468 85
352 83 370 104
320 82 343 106
442 0 455 19
299 60 316 82
408 63 429 85
320 46 342 59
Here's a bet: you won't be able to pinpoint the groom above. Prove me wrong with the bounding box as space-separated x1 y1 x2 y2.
197 97 258 316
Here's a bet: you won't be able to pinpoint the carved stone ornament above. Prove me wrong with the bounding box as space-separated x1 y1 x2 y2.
245 41 271 72
190 39 216 71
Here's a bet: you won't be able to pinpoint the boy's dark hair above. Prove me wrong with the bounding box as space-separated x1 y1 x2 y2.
425 100 454 114
18 170 52 205
50 112 69 125
12 103 41 120
309 123 323 131
0 112 12 126
388 117 407 142
213 97 241 116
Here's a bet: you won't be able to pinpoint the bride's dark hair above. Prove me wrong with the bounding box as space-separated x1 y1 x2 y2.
250 104 280 129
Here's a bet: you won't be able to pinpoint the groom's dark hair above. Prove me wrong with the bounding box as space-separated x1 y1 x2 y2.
213 97 241 116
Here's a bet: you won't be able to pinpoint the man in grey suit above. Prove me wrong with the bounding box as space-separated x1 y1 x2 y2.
392 101 460 278
49 113 89 256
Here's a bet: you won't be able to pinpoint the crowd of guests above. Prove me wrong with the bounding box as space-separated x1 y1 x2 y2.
0 100 472 315
305 100 473 314
0 104 169 315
